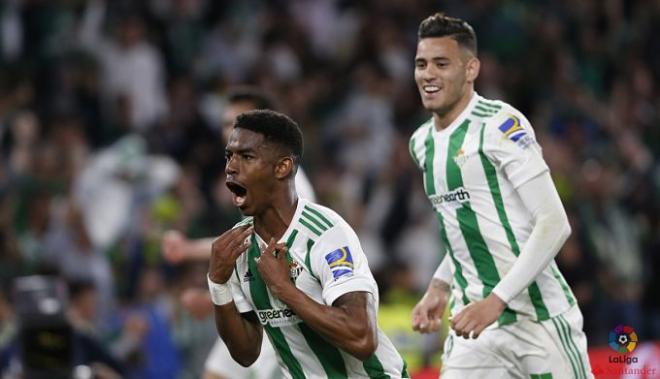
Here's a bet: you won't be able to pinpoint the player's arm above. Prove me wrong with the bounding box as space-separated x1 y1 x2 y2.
491 171 571 302
257 238 377 361
452 112 570 338
412 256 451 333
277 280 376 360
210 302 264 367
208 225 264 366
162 230 215 264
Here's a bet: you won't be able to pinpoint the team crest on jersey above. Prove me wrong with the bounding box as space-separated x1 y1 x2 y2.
453 148 468 167
289 260 303 283
498 114 533 149
324 247 354 280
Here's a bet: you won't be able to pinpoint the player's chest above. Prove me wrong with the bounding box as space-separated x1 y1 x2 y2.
423 129 485 206
236 243 321 304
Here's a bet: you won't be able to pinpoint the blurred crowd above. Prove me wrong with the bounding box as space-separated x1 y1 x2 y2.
0 0 658 377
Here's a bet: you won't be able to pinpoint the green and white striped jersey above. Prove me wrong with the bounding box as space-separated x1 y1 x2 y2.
228 198 408 379
409 93 576 325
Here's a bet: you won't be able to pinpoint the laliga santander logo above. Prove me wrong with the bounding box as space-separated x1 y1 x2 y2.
609 325 638 354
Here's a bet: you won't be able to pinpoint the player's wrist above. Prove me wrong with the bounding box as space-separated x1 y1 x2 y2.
486 292 506 312
427 279 450 299
269 281 299 303
207 274 233 306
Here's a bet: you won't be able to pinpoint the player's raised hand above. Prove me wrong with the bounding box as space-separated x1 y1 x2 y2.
209 225 253 283
451 293 505 339
412 278 449 333
162 230 189 264
255 237 291 296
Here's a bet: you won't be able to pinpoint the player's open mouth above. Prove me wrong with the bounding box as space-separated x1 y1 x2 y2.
226 181 248 208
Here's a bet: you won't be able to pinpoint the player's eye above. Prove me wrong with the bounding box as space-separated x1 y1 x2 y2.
415 61 426 69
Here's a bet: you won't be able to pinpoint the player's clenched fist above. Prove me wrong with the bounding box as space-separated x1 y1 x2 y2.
209 225 253 283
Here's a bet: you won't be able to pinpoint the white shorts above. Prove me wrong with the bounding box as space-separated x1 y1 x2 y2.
204 336 281 379
441 306 593 379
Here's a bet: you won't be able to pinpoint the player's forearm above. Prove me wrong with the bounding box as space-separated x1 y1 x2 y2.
213 303 263 366
275 285 377 361
492 173 571 303
186 237 216 260
426 277 451 302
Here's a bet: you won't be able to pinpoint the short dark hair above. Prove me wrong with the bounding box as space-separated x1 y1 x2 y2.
234 110 303 166
418 13 477 55
227 86 275 110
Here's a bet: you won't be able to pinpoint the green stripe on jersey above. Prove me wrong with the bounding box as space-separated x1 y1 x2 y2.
446 120 516 325
247 236 306 378
304 238 319 282
559 316 588 379
474 104 498 114
299 218 322 236
423 126 436 195
552 265 576 306
478 125 550 321
424 124 470 304
304 205 333 229
297 324 347 378
436 213 470 305
402 360 410 378
471 111 493 118
301 210 329 233
363 354 388 378
551 317 582 379
409 134 421 168
477 100 502 110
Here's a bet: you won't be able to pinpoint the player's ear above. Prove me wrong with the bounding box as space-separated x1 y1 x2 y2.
274 156 294 179
465 56 480 83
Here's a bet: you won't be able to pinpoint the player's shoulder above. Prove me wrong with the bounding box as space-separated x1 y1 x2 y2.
410 117 433 142
409 118 433 169
473 96 535 140
469 96 520 124
296 199 353 241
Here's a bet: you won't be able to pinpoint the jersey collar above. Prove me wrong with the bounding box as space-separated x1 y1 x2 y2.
432 91 480 136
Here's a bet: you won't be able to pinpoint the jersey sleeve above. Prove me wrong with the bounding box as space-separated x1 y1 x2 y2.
483 110 549 188
309 223 378 306
229 264 253 313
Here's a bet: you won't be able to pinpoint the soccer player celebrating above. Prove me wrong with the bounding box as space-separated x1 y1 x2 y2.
409 13 593 378
162 87 314 379
208 110 408 378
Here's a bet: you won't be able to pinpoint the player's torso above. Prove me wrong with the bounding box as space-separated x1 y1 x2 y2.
417 115 534 266
411 97 576 322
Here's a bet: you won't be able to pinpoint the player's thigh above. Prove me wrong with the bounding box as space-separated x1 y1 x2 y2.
441 330 518 379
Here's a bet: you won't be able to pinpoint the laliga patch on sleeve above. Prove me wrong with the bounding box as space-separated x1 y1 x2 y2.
498 114 534 149
324 247 354 280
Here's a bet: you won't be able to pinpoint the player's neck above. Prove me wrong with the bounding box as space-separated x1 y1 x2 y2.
432 89 474 130
254 189 298 243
